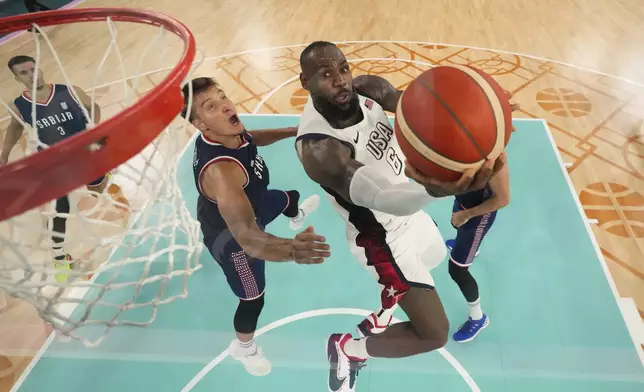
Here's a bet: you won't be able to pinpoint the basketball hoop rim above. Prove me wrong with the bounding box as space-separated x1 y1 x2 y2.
0 8 196 222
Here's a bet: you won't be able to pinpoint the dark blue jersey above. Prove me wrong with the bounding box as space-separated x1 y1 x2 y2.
193 131 270 235
14 84 89 147
455 183 493 209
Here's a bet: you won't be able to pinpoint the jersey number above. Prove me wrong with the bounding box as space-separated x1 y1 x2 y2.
366 122 403 175
57 126 66 136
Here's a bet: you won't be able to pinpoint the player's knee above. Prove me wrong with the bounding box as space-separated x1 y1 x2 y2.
448 260 460 281
412 307 449 349
426 312 449 349
233 294 265 334
435 319 449 348
448 260 470 283
415 319 449 351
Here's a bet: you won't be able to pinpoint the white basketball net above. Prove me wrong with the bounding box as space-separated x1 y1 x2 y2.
0 16 204 347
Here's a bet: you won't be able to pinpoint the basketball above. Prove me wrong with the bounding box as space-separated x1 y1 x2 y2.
394 65 514 181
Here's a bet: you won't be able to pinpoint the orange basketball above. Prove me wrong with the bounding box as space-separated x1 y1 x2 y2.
395 65 513 181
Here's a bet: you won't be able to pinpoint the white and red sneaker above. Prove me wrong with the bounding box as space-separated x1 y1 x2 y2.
356 312 392 338
326 333 367 392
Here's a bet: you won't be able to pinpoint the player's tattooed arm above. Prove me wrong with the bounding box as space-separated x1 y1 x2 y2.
0 103 25 165
297 137 435 216
201 162 330 264
297 138 363 201
71 85 101 124
353 75 403 112
248 126 298 146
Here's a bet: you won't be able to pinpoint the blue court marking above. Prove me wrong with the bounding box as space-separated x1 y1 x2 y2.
11 117 644 392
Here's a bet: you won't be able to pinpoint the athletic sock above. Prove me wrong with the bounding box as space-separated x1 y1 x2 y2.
282 190 300 218
468 298 483 320
238 338 258 356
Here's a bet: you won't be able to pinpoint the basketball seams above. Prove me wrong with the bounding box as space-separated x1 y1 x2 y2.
396 99 482 171
450 65 506 159
413 73 489 161
396 65 507 174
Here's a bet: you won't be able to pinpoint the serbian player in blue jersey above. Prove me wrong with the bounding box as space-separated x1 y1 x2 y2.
445 163 510 343
182 77 329 377
1 55 110 283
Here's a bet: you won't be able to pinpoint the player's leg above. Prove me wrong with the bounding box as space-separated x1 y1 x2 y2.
356 305 397 338
346 285 450 354
258 189 319 230
356 212 445 338
350 215 448 356
446 200 481 257
448 210 497 343
206 228 271 376
327 220 448 390
328 286 449 391
327 285 448 392
51 195 72 283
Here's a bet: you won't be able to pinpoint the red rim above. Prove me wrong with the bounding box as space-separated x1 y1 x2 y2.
0 8 196 221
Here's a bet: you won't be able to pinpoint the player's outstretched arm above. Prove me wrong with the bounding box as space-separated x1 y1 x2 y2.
248 126 298 146
0 103 25 165
353 75 403 113
201 162 330 264
297 137 436 216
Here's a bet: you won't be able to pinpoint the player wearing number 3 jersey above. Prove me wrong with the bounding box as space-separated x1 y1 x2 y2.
295 41 506 392
1 55 113 283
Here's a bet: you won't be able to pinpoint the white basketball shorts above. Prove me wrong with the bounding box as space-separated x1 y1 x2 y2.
348 210 447 309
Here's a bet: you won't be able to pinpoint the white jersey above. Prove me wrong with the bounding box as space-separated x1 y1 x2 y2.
296 94 414 239
297 94 447 293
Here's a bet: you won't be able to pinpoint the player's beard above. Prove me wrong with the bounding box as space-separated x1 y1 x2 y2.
316 89 360 122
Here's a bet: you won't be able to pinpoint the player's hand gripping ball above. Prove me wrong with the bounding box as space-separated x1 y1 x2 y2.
405 154 506 197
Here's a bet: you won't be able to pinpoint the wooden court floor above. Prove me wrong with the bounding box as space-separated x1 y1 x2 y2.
0 0 643 390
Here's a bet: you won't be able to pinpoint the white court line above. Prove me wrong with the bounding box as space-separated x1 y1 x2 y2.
181 308 480 392
175 39 644 89
619 298 644 346
250 57 437 114
4 38 644 123
9 131 200 392
540 119 644 369
251 75 299 114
